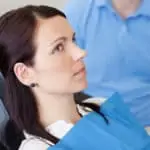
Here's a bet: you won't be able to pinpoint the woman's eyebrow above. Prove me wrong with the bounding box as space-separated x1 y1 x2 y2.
50 32 75 45
50 36 66 45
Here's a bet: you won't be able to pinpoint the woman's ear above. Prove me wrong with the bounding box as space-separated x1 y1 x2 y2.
13 63 35 86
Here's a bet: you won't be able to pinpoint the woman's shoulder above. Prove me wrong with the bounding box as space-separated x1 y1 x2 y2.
19 137 50 150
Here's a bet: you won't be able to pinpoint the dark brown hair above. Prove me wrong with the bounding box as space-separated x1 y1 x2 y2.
0 5 66 144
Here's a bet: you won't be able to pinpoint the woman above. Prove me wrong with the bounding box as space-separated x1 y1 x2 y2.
0 5 150 150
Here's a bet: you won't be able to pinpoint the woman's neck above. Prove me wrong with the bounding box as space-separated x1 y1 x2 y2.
112 0 141 18
36 93 81 128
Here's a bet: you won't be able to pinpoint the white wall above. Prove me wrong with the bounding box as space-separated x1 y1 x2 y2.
0 0 68 14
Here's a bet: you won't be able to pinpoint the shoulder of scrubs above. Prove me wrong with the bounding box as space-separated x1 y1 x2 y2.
64 0 89 27
19 138 49 150
64 0 95 48
48 148 66 150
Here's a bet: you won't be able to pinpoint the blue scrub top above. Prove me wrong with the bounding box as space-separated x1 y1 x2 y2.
64 0 150 126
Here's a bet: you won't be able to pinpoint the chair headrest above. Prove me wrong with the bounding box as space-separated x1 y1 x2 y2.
0 99 9 142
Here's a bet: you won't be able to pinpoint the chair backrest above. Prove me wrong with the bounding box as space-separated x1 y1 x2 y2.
0 73 9 144
0 73 4 100
0 99 9 142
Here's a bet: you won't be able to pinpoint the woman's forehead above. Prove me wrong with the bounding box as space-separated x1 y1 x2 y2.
35 16 74 41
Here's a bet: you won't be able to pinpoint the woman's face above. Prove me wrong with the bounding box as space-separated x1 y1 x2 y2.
31 16 87 94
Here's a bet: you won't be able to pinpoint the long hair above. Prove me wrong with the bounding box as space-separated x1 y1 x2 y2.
0 5 65 144
0 5 107 147
0 141 7 150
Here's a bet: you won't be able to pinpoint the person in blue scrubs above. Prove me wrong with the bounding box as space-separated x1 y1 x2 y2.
64 0 150 126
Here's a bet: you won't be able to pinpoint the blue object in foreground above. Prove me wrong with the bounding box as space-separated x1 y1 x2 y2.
48 93 150 150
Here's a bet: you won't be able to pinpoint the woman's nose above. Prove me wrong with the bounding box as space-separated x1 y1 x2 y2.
72 46 87 61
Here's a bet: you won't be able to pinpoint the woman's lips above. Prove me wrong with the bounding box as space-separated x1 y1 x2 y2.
73 67 86 78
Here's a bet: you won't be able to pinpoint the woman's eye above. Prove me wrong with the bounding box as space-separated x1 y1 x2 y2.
52 43 64 54
72 36 76 43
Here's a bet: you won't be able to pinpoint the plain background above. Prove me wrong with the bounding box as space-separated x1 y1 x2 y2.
0 0 68 14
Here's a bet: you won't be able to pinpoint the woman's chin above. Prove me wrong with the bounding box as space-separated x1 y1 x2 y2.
74 79 88 93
